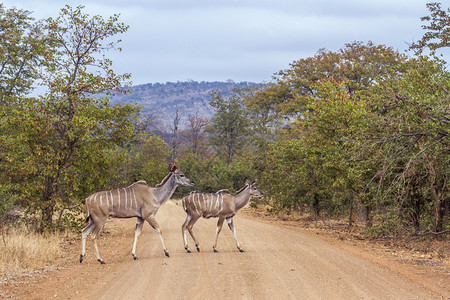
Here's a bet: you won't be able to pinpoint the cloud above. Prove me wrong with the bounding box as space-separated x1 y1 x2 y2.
2 0 436 84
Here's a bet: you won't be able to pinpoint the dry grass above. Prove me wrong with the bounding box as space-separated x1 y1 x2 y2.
0 226 61 275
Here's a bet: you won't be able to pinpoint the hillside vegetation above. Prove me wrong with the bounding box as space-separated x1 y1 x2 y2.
110 81 257 126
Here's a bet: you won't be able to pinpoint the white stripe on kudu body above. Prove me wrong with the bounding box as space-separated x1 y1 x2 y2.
109 191 114 208
80 165 194 264
181 179 263 253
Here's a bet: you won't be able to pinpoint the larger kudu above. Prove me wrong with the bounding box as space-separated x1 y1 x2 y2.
80 165 194 264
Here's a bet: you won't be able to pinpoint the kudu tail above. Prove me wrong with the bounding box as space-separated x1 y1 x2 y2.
84 198 92 223
84 201 91 223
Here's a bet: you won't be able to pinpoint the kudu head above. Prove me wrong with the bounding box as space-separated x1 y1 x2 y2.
170 165 195 187
244 178 264 197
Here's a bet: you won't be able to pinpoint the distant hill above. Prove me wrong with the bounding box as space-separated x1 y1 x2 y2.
109 80 257 128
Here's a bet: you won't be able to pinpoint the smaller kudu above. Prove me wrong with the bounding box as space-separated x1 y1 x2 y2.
182 178 263 253
80 165 194 264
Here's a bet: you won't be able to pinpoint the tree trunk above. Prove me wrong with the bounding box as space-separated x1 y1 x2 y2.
348 188 354 227
432 187 444 233
364 205 372 228
425 160 445 233
40 201 55 232
170 109 180 164
410 193 422 233
312 193 320 217
39 178 56 232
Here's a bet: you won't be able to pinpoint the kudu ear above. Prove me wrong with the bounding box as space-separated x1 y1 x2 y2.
170 164 178 172
251 179 256 185
244 178 251 186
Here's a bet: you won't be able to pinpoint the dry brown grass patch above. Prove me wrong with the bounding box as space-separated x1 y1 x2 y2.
0 226 61 275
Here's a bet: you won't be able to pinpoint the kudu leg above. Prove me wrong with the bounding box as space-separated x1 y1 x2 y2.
131 217 145 260
91 223 106 264
92 238 105 264
227 217 244 252
80 221 95 263
186 215 201 252
146 217 169 257
182 214 192 253
213 217 225 253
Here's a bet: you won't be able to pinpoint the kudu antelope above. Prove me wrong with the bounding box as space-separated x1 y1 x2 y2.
182 179 263 253
80 165 194 264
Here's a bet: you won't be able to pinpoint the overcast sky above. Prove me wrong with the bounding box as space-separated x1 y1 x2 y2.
2 0 442 85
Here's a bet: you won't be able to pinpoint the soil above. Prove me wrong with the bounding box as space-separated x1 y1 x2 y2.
1 200 448 299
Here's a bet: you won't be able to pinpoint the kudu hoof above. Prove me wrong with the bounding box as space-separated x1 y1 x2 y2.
133 256 139 260
79 255 84 263
164 251 170 258
239 249 245 253
98 259 106 264
186 249 192 253
213 249 218 253
196 247 200 252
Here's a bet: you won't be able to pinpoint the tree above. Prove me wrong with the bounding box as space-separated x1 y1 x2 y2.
180 112 209 158
253 42 406 222
0 5 139 231
0 4 48 225
207 90 250 163
410 2 449 57
266 41 406 118
0 4 46 102
177 89 254 195
110 134 171 188
261 80 369 219
365 57 449 233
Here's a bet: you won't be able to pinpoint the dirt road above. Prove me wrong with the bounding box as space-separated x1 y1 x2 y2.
14 201 448 299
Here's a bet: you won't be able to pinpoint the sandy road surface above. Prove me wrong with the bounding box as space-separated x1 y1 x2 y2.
17 201 448 299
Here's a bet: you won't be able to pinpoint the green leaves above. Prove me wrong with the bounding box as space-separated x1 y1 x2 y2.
253 36 449 233
0 4 46 101
208 90 251 164
410 2 450 57
0 5 139 231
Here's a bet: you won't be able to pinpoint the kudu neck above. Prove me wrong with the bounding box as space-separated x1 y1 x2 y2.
234 186 252 210
153 173 178 204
